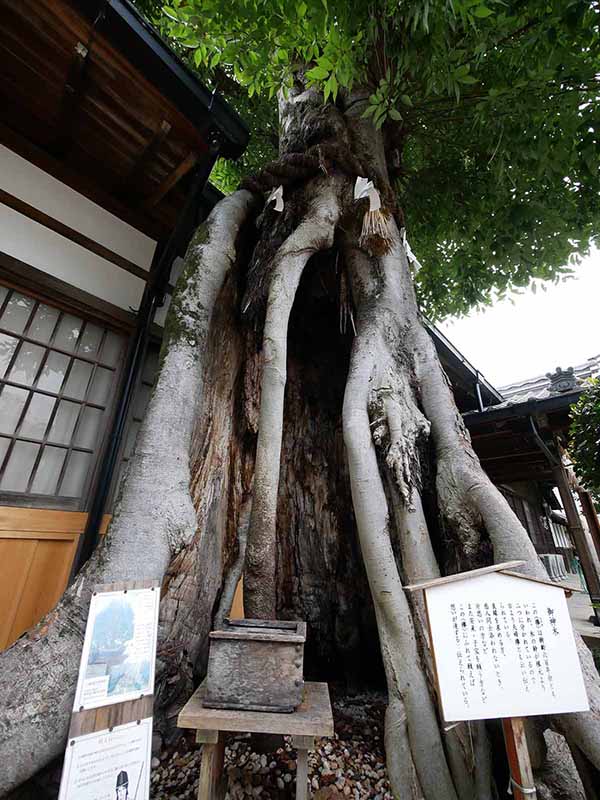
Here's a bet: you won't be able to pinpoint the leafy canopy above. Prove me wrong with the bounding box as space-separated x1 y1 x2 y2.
158 0 599 318
570 378 600 504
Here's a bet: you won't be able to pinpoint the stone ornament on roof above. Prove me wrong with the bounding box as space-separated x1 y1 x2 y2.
546 366 580 394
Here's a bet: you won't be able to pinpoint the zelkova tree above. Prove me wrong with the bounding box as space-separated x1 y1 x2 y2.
1 1 600 797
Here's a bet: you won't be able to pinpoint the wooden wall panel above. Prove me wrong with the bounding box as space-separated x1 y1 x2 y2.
0 506 110 651
6 539 77 646
0 506 110 533
0 538 37 649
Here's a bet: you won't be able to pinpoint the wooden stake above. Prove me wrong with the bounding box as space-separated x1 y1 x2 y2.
502 717 536 798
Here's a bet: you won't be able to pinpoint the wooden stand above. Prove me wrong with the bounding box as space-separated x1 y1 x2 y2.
195 730 226 800
178 681 334 800
502 717 536 798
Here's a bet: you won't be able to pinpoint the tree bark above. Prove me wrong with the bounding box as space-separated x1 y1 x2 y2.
244 178 342 619
0 190 256 795
3 78 600 800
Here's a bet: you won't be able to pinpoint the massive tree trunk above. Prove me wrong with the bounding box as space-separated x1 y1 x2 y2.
0 191 256 794
1 79 600 800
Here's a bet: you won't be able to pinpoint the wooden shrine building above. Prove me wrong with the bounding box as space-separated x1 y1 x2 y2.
466 356 600 626
0 0 248 650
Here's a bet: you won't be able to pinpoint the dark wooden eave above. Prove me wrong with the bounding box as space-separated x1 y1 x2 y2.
74 0 248 159
464 392 580 484
0 0 248 240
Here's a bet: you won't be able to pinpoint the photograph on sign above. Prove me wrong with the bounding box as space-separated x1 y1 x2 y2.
425 571 589 722
59 717 152 800
73 587 160 711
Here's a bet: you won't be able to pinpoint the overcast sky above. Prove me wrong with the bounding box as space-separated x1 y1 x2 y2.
438 245 600 390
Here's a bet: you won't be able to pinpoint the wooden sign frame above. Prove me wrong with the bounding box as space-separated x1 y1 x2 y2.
59 579 159 800
406 562 584 800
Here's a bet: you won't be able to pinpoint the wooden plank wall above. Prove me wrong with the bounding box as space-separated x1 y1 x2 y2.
0 506 109 650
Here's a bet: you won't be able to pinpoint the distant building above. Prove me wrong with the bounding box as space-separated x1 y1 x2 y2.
498 356 600 405
466 354 600 626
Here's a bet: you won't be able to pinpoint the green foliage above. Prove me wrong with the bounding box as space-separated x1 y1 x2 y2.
142 0 598 318
570 378 600 505
131 0 277 195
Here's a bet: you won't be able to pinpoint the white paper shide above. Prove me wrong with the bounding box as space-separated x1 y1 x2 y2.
425 572 589 722
353 176 381 211
59 719 152 800
73 587 160 711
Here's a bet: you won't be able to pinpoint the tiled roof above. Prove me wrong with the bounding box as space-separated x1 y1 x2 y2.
496 354 600 407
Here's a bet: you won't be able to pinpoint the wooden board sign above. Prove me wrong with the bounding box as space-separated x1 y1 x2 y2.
59 718 152 800
424 571 588 722
73 584 160 711
59 581 159 800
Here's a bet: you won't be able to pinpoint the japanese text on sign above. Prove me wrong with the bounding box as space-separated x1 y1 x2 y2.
425 572 588 721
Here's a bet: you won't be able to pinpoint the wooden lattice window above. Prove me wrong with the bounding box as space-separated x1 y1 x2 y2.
0 285 126 509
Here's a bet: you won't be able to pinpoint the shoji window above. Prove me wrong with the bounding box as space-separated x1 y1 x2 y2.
0 285 126 509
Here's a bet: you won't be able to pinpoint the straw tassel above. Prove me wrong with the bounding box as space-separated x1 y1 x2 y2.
354 177 395 256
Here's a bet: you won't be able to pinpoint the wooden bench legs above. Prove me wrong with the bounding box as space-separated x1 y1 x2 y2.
292 735 315 800
194 731 316 800
196 730 225 800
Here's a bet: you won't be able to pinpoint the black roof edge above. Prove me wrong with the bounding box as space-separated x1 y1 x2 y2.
423 317 503 406
75 0 249 159
463 390 582 427
202 182 225 209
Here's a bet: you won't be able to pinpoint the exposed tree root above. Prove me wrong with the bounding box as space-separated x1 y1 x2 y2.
154 271 258 732
535 731 587 800
408 281 600 775
341 234 497 800
243 178 342 618
341 244 459 800
0 190 256 795
393 490 493 800
4 78 600 800
350 220 600 788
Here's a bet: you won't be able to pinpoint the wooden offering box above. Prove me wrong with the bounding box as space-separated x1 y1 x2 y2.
204 619 307 713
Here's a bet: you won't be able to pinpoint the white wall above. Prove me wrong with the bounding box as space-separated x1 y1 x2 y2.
152 256 184 327
0 144 157 314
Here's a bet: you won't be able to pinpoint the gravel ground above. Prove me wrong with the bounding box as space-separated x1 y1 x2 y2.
151 692 393 800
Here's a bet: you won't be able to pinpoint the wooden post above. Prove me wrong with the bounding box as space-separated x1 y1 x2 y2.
577 489 600 563
292 735 314 800
196 730 225 800
553 464 600 624
502 717 536 799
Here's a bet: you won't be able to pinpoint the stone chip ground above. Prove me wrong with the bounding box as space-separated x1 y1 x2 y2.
151 692 392 800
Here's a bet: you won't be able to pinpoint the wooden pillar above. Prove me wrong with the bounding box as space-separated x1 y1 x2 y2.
553 465 600 624
577 489 600 563
502 717 536 800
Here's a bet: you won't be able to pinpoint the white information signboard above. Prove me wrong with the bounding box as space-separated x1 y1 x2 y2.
59 718 152 800
425 571 589 722
73 586 160 711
